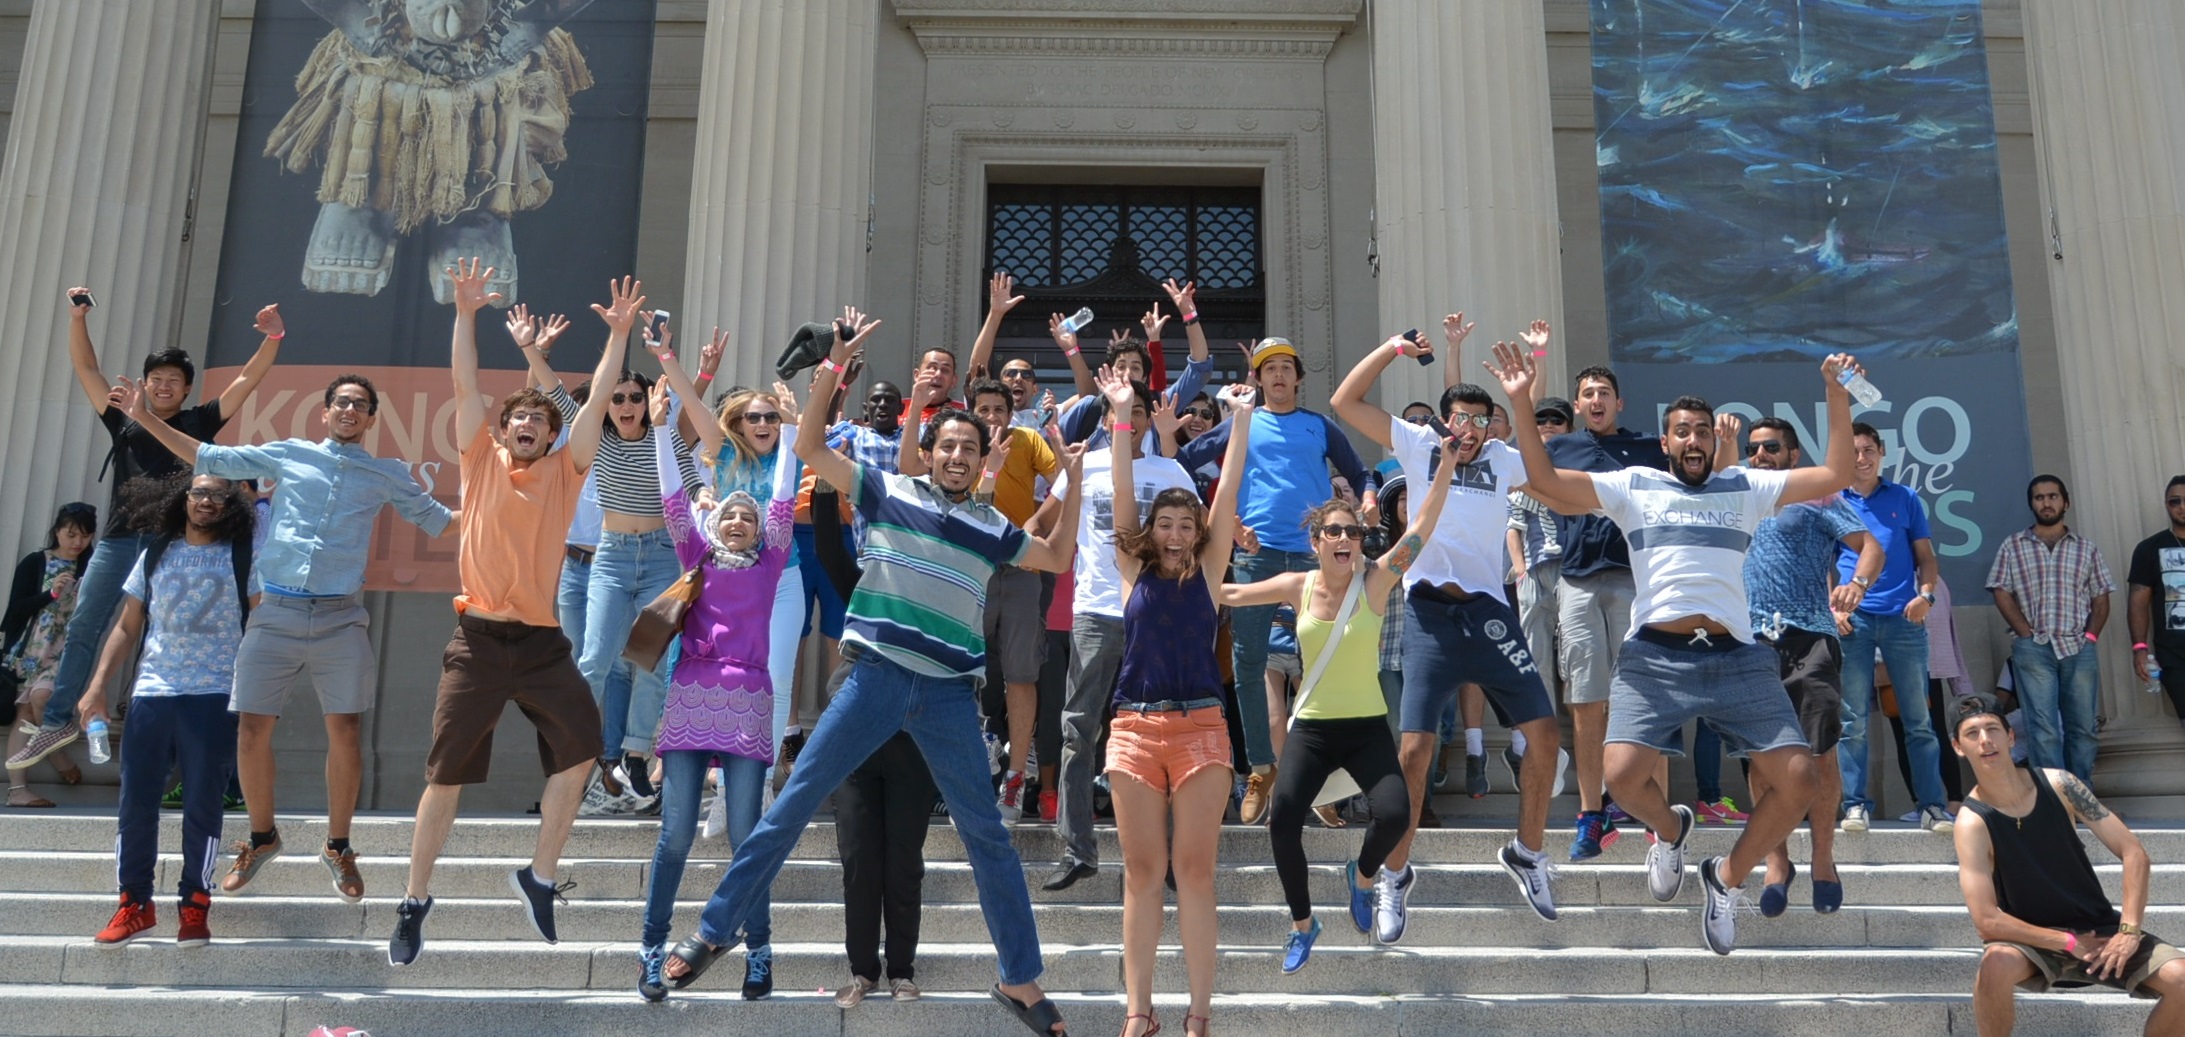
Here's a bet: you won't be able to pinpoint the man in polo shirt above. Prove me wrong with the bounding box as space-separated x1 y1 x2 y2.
900 376 1062 822
1491 342 1860 955
1175 337 1372 823
387 259 623 966
126 370 452 903
1986 475 2113 781
662 309 1081 1037
1330 324 1566 933
1031 375 1192 891
1835 422 1952 834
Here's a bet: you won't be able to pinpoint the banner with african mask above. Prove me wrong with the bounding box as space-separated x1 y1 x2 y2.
1587 0 2030 590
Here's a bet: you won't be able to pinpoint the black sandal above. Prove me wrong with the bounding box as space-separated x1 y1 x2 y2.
989 984 1069 1037
666 934 730 990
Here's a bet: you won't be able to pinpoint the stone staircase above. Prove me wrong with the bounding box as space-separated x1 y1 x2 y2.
0 806 2172 1036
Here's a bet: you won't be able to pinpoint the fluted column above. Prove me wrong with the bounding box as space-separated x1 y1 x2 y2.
680 0 879 391
1367 0 1566 408
2023 0 2185 798
0 0 219 556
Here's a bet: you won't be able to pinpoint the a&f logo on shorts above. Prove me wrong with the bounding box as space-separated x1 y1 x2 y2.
1485 619 1537 675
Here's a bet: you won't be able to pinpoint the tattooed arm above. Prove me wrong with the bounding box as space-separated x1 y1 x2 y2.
2050 768 2152 978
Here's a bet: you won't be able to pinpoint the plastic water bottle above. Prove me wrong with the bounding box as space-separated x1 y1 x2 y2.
1836 366 1883 408
2150 664 2166 696
1059 307 1094 336
85 718 110 764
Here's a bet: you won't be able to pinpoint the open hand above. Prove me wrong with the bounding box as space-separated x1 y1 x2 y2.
1162 279 1198 318
1482 340 1539 405
447 257 504 313
989 273 1025 315
1442 312 1476 350
591 275 646 331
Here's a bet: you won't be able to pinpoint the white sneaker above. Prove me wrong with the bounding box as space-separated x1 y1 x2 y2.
1550 748 1571 800
1840 805 1871 832
702 785 729 840
610 762 657 813
996 771 1026 825
1499 841 1559 921
1920 805 1955 834
984 732 1005 777
1698 856 1750 955
1373 864 1415 944
1646 804 1694 902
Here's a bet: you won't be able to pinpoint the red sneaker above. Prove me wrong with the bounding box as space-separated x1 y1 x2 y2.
95 895 156 946
1038 787 1058 823
177 889 212 947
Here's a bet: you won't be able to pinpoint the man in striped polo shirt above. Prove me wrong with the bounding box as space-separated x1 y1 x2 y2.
662 309 1080 1037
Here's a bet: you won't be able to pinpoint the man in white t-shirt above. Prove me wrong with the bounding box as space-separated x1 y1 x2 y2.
1028 379 1194 891
1331 328 1567 936
1489 340 1860 957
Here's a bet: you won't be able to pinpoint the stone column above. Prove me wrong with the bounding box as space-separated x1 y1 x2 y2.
1367 0 1566 411
679 0 879 393
2022 0 2185 801
0 0 220 555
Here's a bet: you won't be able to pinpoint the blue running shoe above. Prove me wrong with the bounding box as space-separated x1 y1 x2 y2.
1281 916 1322 974
1345 860 1374 933
1568 810 1620 862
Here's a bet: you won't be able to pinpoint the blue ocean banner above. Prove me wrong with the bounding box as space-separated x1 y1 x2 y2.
1587 0 2031 589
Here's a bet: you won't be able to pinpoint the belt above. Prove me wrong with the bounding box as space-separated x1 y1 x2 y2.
1115 696 1226 714
565 544 596 565
1635 624 1741 653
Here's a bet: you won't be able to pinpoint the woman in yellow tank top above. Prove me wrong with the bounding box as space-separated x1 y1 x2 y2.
1219 441 1457 973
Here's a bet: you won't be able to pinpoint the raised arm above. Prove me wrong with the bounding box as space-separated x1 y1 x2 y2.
896 374 943 477
968 274 1025 379
215 305 287 419
446 258 503 451
1330 332 1414 450
506 304 570 392
568 275 644 472
64 289 113 413
1778 354 1859 506
1441 312 1477 390
795 308 882 492
642 317 725 460
1375 426 1460 582
1049 312 1097 397
1485 337 1600 514
1199 383 1258 580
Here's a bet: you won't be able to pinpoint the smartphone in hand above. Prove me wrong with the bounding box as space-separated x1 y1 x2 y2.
1404 328 1434 366
71 290 95 309
648 309 671 343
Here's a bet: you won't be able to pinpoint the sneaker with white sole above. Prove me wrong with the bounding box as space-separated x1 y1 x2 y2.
1372 864 1415 944
1698 855 1751 955
702 784 729 839
1647 804 1694 902
1919 804 1955 834
5 721 78 769
509 866 573 944
997 771 1026 825
1499 841 1559 921
1840 804 1871 832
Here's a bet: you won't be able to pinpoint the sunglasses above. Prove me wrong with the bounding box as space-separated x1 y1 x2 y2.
1315 524 1368 541
1184 408 1218 421
1448 414 1494 429
1403 414 1435 425
741 411 783 425
1000 367 1035 379
1534 412 1569 425
610 392 645 405
2170 497 2185 507
1749 441 1785 455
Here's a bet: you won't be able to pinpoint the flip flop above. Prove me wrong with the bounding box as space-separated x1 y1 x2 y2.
990 984 1069 1037
665 934 731 990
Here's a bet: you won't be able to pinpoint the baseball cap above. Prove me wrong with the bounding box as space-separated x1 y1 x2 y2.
1251 337 1300 372
1534 396 1575 425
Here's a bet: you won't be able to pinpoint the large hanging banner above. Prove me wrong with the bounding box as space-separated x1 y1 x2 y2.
202 0 656 593
1588 0 2030 589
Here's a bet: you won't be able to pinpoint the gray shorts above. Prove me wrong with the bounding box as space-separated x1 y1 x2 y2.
1267 652 1302 682
982 565 1046 685
1558 569 1634 705
1606 628 1807 758
227 594 378 717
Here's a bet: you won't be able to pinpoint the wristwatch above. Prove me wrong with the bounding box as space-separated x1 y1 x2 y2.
1851 575 1873 590
2120 922 2144 936
1919 590 1936 605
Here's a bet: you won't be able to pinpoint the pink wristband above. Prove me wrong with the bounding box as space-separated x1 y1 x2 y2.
266 332 285 340
820 359 844 375
2084 631 2098 643
1112 423 1135 432
2136 642 2151 652
694 372 714 384
1182 311 1199 324
2064 931 2079 954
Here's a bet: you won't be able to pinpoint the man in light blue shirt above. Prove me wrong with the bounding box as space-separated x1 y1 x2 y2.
131 373 452 902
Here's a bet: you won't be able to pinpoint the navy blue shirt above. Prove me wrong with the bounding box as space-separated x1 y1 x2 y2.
1547 427 1668 578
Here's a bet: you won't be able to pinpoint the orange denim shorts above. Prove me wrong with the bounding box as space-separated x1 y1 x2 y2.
1105 705 1234 794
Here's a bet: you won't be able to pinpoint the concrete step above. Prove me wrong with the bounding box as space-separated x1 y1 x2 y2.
0 809 2050 865
0 934 1993 996
0 985 2160 1037
23 890 2128 948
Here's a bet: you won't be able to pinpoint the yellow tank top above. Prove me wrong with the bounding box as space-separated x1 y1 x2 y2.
1294 568 1388 721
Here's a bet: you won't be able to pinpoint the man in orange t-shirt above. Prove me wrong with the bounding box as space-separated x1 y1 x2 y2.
389 259 636 967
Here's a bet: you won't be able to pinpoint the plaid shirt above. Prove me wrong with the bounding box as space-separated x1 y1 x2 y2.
1377 579 1407 672
1985 527 2114 659
828 420 902 475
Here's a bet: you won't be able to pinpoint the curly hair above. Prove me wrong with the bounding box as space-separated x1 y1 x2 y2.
1114 488 1210 583
1299 499 1361 539
123 473 253 545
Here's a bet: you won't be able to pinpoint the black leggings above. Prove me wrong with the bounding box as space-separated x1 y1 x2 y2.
1267 714 1411 922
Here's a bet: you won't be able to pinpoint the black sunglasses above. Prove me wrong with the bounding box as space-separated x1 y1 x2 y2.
1315 524 1368 541
610 392 645 405
1534 412 1569 425
2169 497 2185 508
1184 408 1218 421
1403 414 1434 425
1000 367 1035 379
741 411 783 425
1748 440 1785 455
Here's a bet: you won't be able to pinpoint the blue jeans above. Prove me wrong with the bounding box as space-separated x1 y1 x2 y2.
2009 638 2101 781
559 550 641 757
1839 611 1947 813
578 529 680 757
42 534 147 728
694 649 1044 985
643 749 767 948
1229 547 1316 768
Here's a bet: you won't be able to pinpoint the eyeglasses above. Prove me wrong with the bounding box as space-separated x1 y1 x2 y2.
2169 497 2185 507
1749 441 1785 455
1448 414 1494 429
609 392 647 405
1185 408 1218 421
741 411 783 425
1000 368 1035 379
1403 414 1434 425
327 397 372 412
185 488 227 502
1315 524 1368 541
1534 412 1569 425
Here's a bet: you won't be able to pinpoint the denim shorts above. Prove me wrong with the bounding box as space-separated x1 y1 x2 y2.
1606 627 1807 758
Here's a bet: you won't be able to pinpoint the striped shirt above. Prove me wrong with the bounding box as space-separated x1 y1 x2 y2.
844 464 1029 681
1588 466 1791 643
545 384 669 518
1985 527 2114 660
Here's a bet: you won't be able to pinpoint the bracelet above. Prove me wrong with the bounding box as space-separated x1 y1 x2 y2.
1182 311 1199 325
2063 931 2079 954
1112 423 1135 432
694 372 714 384
2136 642 2151 652
265 332 285 340
2084 631 2098 643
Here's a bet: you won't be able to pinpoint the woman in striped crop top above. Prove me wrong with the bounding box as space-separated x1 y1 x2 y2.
1219 430 1456 974
1105 376 1258 1037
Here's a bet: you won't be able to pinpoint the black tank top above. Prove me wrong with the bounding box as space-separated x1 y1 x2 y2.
1964 767 2120 933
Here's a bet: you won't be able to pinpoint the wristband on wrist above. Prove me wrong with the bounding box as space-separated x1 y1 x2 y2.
2084 631 2098 643
2063 931 2079 954
2136 642 2152 652
1392 339 1407 357
1182 311 1199 325
819 359 844 375
1112 422 1135 432
265 332 285 340
1063 346 1080 358
694 372 714 384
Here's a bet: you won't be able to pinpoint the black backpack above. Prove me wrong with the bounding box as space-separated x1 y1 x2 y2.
138 534 253 630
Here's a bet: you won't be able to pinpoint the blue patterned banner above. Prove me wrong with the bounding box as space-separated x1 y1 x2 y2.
1588 0 2031 589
